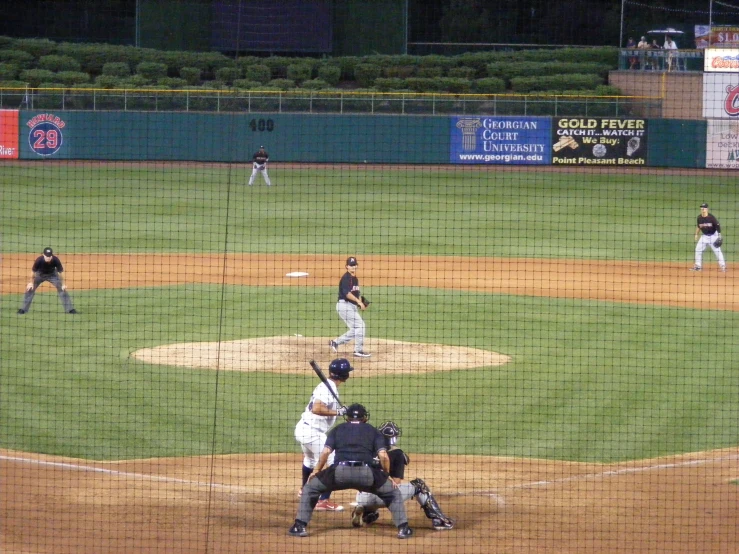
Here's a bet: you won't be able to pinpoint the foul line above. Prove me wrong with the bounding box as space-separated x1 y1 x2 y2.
0 455 249 493
452 454 739 497
2 453 738 498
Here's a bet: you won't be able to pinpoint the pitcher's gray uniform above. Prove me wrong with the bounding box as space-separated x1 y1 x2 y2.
18 247 76 314
329 257 370 358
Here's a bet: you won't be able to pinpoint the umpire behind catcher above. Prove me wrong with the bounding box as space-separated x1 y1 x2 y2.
18 247 77 314
288 403 413 539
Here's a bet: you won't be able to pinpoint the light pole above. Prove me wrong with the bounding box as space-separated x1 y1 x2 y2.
135 0 140 47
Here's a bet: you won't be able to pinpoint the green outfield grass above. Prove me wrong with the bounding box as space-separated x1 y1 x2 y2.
1 164 736 259
1 164 738 464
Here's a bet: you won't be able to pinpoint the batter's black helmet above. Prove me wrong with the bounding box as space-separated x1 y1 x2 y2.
377 420 402 439
344 403 369 422
329 358 353 380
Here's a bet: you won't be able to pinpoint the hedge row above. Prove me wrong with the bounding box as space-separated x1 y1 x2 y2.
0 35 619 95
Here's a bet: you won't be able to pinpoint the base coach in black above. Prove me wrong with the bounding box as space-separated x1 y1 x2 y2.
18 247 77 314
289 403 413 539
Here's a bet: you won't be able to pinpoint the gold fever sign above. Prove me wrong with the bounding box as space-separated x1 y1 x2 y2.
551 118 648 165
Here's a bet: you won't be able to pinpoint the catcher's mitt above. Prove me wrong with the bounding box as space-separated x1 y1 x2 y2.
361 295 371 307
714 234 723 248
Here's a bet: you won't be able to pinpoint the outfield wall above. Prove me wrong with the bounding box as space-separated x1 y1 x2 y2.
0 110 711 168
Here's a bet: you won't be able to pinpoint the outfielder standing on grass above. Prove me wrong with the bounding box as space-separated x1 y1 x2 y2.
293 358 353 512
329 256 371 358
350 420 454 531
247 145 271 186
18 247 77 314
691 203 726 272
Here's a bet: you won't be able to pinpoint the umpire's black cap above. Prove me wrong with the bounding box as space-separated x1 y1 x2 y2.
43 247 53 256
700 203 709 208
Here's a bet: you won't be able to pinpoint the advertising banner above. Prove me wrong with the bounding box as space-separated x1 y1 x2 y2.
703 48 739 72
450 116 551 165
0 109 19 159
706 120 739 169
550 118 647 166
702 73 739 119
695 25 739 49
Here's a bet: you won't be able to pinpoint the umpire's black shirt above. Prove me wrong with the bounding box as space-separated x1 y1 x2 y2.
325 421 386 464
32 255 63 275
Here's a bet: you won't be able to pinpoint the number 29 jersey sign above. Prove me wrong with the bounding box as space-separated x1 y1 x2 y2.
26 113 65 156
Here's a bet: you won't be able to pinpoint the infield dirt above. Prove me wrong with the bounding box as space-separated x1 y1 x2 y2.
2 253 738 553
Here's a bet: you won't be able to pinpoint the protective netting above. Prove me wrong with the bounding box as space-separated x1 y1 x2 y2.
1 10 739 554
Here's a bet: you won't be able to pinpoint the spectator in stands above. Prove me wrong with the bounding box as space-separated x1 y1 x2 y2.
637 36 650 70
664 36 678 71
627 37 638 69
651 39 661 49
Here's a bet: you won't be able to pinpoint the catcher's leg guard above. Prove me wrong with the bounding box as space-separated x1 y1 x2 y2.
410 478 454 528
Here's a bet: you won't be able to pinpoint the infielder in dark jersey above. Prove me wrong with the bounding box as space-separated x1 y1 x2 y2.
18 247 77 314
329 256 370 358
691 203 726 272
248 145 271 186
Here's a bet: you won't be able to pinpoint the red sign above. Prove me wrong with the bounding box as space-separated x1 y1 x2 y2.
0 110 19 159
724 85 739 117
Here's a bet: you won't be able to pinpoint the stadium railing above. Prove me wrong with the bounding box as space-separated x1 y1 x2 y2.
0 88 660 117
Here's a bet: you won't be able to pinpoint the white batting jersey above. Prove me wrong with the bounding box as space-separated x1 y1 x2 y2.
298 381 340 433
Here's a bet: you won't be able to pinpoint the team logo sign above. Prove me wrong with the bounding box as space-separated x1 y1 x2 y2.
724 85 739 117
27 113 65 156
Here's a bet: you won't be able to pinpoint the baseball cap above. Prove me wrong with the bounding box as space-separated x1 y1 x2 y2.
700 203 709 208
346 256 358 266
43 247 53 256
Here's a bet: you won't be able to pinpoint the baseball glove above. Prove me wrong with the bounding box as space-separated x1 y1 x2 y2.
714 234 723 248
361 295 371 307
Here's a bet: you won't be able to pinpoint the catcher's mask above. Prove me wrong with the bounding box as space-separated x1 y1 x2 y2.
329 358 354 381
377 420 402 446
344 403 369 422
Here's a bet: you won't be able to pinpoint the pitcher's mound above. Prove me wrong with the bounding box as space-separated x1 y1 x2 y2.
131 336 510 376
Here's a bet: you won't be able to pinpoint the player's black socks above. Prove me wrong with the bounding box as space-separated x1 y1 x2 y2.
301 465 312 486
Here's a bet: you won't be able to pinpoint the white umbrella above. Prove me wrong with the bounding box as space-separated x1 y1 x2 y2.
647 28 684 46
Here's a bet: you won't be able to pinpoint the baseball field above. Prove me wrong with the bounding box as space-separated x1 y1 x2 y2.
1 161 738 553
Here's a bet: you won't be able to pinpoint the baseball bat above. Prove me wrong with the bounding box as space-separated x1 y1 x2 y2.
309 360 345 408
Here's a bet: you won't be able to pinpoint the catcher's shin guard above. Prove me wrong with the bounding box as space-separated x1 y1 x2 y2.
410 478 453 526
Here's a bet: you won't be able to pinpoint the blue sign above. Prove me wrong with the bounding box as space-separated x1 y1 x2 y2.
27 114 65 157
450 116 551 165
